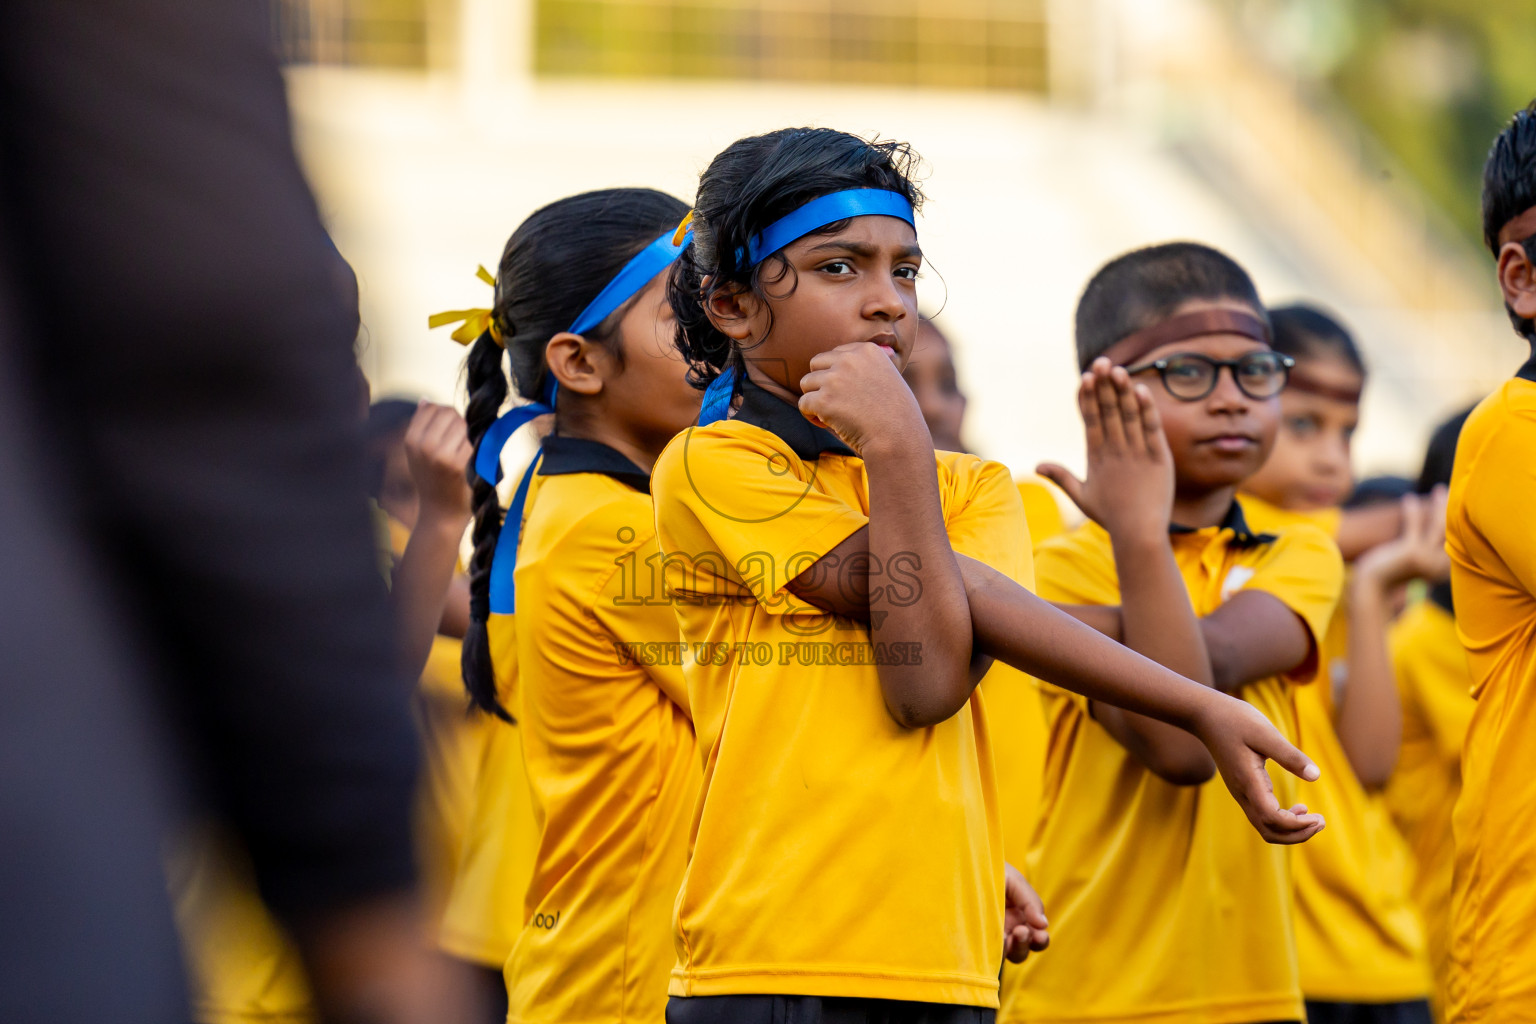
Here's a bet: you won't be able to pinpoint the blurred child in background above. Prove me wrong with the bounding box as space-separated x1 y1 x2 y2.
1384 408 1477 1019
1240 305 1436 1024
1018 242 1341 1024
902 315 1068 546
365 400 496 928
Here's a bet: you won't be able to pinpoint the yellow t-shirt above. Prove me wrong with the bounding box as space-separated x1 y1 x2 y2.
1006 504 1342 1024
493 437 699 1024
439 557 537 969
167 827 317 1024
1017 476 1069 549
437 712 539 968
991 509 1048 1021
1444 378 1536 1024
1384 597 1474 1016
1242 497 1430 1003
652 379 1031 1007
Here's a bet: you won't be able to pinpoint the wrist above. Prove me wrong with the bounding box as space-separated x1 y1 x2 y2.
1349 564 1394 604
1108 522 1171 554
859 431 936 469
412 503 471 537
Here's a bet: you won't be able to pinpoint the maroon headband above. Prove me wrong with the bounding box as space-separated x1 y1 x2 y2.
1100 309 1273 368
1499 205 1536 247
1286 370 1362 405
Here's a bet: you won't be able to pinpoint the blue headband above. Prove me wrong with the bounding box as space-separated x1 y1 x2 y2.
479 226 690 615
746 188 915 266
569 227 692 336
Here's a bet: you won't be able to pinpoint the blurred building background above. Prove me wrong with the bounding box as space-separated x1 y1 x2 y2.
279 0 1531 480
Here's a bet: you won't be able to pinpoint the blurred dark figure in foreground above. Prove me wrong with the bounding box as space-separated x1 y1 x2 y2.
0 1 462 1021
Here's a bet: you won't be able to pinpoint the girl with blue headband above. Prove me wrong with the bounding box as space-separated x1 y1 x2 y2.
652 127 1329 1023
451 187 703 1023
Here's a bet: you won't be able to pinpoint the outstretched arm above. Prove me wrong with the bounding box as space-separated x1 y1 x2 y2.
1038 360 1215 784
789 535 1325 843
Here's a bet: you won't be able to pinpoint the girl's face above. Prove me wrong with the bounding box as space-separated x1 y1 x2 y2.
725 214 922 393
1241 353 1362 511
608 271 702 451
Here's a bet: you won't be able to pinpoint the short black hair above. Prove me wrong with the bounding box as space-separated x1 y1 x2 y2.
1271 303 1365 377
1416 404 1477 493
1482 100 1536 254
1482 101 1536 342
1344 475 1412 510
363 398 418 499
1074 242 1267 371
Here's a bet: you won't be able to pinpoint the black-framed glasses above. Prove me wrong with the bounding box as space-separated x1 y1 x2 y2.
1125 351 1294 402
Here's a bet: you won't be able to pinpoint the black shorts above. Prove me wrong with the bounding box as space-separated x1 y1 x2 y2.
666 995 997 1024
1305 999 1433 1024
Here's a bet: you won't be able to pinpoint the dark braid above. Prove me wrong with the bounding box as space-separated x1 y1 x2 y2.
461 329 512 720
460 188 690 718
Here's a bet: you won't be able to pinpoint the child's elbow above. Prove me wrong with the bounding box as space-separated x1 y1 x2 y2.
1144 748 1217 786
1350 750 1400 792
884 696 959 730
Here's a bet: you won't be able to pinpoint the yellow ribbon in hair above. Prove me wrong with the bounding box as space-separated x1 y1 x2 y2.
671 211 694 246
428 265 504 346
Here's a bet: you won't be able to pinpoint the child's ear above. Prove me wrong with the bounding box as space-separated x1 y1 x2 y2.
545 331 610 397
702 277 762 341
1497 241 1536 323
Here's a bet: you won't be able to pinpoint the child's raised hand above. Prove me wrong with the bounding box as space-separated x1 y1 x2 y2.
798 342 930 458
1002 862 1050 963
1354 487 1450 589
404 401 474 525
1037 358 1174 543
1191 693 1326 845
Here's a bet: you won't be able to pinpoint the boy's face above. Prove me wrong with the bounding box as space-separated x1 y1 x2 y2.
1241 355 1361 511
719 214 922 393
1126 298 1281 495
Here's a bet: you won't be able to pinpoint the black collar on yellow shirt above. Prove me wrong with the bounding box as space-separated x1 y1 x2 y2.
1517 339 1536 384
732 374 856 460
1168 499 1276 551
536 435 650 494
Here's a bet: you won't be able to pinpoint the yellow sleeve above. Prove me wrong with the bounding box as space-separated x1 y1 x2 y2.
1239 525 1345 683
1465 414 1536 596
1390 612 1474 763
1017 477 1068 550
1033 529 1118 607
1030 529 1120 712
945 456 1031 587
653 426 870 605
